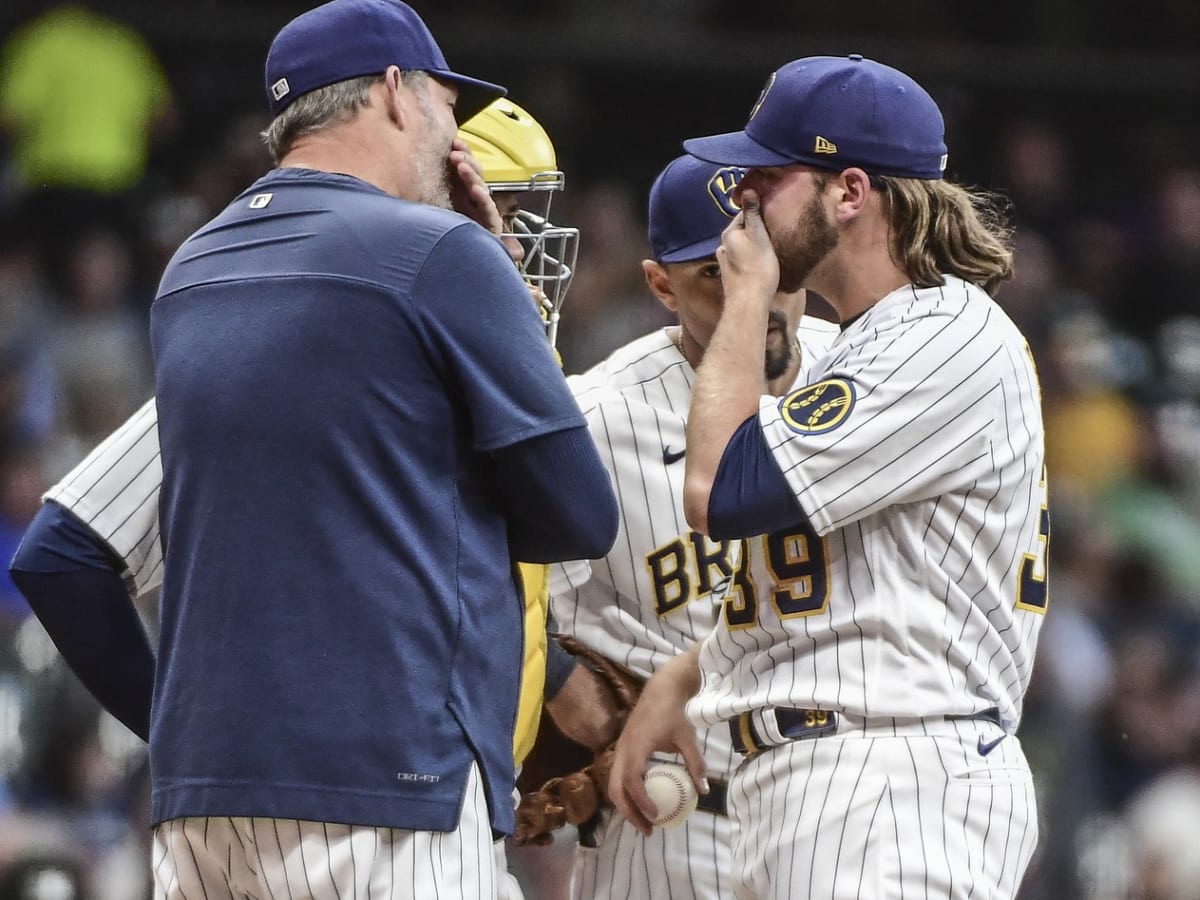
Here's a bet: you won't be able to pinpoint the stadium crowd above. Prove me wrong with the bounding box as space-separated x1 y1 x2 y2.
1 2 1198 898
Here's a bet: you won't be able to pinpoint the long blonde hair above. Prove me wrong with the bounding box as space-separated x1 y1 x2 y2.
877 177 1015 296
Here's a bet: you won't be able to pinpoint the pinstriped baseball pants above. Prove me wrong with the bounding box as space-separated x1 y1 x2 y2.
729 719 1038 900
151 763 497 900
570 806 732 899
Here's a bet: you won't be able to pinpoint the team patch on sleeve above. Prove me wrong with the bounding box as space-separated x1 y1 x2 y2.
779 379 856 434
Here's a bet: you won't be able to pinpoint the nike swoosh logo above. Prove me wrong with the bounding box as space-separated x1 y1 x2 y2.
977 733 1008 757
662 447 686 464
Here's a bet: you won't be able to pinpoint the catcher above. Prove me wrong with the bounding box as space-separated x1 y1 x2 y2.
460 99 637 857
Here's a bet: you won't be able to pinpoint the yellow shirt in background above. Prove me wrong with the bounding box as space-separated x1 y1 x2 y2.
0 4 171 192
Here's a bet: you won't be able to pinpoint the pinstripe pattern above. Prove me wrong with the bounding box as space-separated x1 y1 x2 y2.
44 397 165 596
570 807 732 900
683 277 1044 898
152 763 497 900
729 722 1037 900
691 278 1047 729
549 320 838 899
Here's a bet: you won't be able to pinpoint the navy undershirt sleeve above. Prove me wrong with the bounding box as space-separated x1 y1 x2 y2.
543 611 576 701
9 501 155 740
492 425 618 563
707 415 811 540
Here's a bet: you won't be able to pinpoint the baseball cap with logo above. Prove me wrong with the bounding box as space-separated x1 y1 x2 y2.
264 0 505 123
684 55 947 180
648 155 748 263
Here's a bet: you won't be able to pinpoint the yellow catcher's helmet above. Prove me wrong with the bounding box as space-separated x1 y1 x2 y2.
459 99 578 349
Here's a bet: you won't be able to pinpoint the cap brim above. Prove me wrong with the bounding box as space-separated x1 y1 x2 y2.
658 234 722 264
435 72 506 124
683 131 796 168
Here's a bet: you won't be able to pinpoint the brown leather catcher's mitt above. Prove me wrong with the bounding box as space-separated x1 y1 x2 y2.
513 634 644 846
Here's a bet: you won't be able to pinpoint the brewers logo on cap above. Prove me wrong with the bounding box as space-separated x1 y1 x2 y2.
707 166 747 216
780 379 855 434
749 71 777 120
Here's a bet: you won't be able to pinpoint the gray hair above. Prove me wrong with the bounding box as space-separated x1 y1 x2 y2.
261 70 429 163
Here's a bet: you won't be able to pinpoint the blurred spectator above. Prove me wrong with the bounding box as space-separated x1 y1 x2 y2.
1101 454 1200 600
1066 218 1139 337
1147 167 1200 391
0 221 58 446
43 229 152 479
1115 165 1200 352
1124 761 1200 900
0 1 176 264
1092 613 1200 810
0 620 150 900
997 118 1078 255
1042 309 1144 498
0 2 175 194
0 444 45 632
0 852 84 900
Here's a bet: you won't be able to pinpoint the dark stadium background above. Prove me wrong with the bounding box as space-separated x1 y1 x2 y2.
1 2 1198 899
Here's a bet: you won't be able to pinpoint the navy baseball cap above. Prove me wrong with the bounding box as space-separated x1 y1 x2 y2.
684 55 947 180
648 155 747 263
265 0 505 123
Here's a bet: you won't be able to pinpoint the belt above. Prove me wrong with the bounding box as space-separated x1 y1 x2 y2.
730 707 1003 757
697 777 727 817
730 708 838 756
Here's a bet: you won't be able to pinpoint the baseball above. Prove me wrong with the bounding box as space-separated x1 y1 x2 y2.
643 762 699 827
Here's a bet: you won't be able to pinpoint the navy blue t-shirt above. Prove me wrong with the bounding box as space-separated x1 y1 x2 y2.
149 168 584 834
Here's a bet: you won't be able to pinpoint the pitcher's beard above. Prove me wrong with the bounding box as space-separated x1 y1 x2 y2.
775 193 838 293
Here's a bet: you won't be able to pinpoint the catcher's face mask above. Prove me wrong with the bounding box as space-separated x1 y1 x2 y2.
494 180 579 350
459 98 579 350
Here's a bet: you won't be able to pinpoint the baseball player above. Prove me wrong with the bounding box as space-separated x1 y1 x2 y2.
546 154 837 900
11 2 620 898
610 56 1047 900
11 93 597 900
459 97 627 900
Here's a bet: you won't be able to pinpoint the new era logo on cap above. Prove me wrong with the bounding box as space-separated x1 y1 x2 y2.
749 71 777 120
270 78 290 101
814 136 837 155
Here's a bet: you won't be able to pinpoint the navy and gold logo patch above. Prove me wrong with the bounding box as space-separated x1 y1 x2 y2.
780 379 856 434
749 71 777 120
707 166 747 217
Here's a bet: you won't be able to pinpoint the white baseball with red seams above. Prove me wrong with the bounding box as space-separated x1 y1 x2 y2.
643 763 699 828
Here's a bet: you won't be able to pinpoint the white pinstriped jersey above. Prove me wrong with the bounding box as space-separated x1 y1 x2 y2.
44 398 163 598
550 318 838 782
690 277 1048 732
